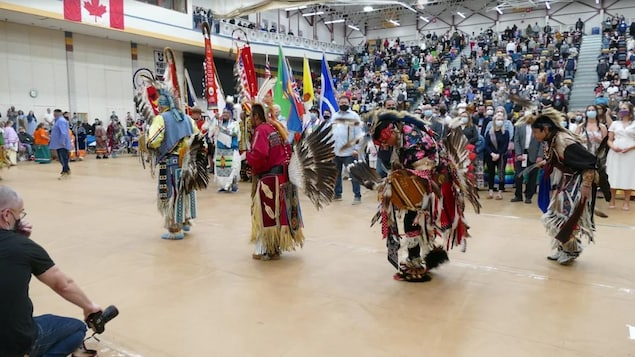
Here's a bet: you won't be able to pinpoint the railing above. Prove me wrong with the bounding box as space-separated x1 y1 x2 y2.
215 21 348 54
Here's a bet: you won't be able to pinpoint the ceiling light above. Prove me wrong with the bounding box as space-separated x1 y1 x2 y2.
545 1 551 9
495 7 503 15
324 19 345 24
302 11 324 17
457 11 466 19
348 24 360 31
363 6 374 12
419 16 429 23
389 19 400 26
285 5 307 11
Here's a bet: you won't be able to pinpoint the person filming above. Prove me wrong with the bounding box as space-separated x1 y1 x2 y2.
0 186 101 357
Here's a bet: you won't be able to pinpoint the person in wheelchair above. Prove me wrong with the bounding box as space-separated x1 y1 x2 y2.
0 186 102 357
17 127 34 161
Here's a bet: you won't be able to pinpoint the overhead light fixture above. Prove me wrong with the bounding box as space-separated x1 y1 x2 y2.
285 5 307 11
457 11 466 19
302 11 324 17
495 6 503 14
419 16 429 23
545 1 551 9
348 24 360 31
324 19 345 24
363 6 374 12
388 19 400 26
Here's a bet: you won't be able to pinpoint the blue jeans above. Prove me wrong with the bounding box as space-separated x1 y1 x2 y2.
334 156 361 199
29 314 87 357
56 148 70 173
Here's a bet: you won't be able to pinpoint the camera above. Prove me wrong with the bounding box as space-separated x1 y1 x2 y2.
85 305 119 334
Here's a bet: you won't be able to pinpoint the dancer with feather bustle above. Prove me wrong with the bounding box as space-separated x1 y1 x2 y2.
146 93 206 240
349 110 481 282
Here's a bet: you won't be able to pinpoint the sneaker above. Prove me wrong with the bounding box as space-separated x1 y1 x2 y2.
557 251 578 265
547 250 563 261
333 196 342 201
161 231 184 240
57 172 70 180
231 186 239 193
182 222 191 232
510 196 523 202
352 197 362 205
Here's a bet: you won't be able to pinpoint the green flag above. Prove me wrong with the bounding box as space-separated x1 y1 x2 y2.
273 46 291 120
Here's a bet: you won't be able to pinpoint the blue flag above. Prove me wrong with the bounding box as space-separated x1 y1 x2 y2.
320 54 339 118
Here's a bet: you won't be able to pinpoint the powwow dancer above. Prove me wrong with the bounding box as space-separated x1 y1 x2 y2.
349 110 481 282
514 106 611 265
134 48 209 240
213 105 241 192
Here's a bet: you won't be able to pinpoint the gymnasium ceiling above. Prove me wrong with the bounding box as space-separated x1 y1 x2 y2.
211 0 572 25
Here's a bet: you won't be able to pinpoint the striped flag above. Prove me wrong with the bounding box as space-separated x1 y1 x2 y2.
265 54 271 80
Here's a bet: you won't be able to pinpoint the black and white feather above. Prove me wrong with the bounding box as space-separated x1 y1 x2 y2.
347 160 384 191
179 133 210 195
288 121 337 210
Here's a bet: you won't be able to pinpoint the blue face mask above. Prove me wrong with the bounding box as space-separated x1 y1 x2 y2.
424 110 433 117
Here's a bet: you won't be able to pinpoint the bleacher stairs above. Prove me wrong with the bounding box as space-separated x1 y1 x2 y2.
568 34 603 110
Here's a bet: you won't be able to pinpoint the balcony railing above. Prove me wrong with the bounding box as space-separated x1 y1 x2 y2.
213 21 348 54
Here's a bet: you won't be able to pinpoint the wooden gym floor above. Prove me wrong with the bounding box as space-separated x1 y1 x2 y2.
6 156 635 357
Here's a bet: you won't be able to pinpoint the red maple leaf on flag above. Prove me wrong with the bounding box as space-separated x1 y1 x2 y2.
84 0 107 21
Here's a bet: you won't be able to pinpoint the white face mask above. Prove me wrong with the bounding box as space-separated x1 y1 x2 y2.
495 119 504 127
486 110 494 116
460 117 469 124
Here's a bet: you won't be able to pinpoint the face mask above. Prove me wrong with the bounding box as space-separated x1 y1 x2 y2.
424 110 433 117
561 121 568 127
486 110 494 116
495 119 504 127
339 105 349 112
386 106 396 110
619 109 630 117
586 111 597 118
460 117 469 124
310 113 317 121
575 116 583 122
324 115 331 120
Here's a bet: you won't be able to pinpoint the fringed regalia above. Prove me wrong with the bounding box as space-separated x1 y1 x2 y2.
247 109 337 260
349 111 481 282
213 117 241 191
247 121 304 257
133 48 209 240
539 129 607 263
510 103 611 265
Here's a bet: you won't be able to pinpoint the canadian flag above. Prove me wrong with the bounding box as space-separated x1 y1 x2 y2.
64 0 124 30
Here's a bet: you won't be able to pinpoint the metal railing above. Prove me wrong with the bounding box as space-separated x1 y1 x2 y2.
215 21 348 54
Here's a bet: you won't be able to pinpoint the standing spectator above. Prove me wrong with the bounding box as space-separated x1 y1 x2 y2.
43 108 54 128
606 102 635 210
49 109 72 179
576 105 608 156
331 95 363 205
26 110 37 135
3 121 19 165
511 122 543 204
484 112 511 200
